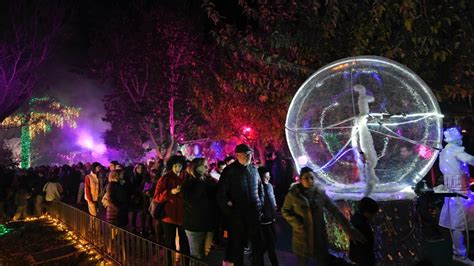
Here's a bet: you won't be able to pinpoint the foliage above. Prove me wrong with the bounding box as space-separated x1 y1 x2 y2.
84 0 472 158
89 3 212 159
199 0 474 153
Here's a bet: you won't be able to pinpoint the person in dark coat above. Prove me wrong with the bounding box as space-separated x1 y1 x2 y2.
258 167 279 266
128 163 147 233
349 197 379 266
13 185 30 220
105 170 128 227
141 169 156 236
217 144 265 266
182 158 218 259
32 167 47 216
282 167 366 266
154 155 190 256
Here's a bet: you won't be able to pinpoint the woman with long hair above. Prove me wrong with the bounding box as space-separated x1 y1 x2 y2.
282 167 366 266
141 168 156 236
105 170 128 227
154 155 190 256
182 158 218 259
129 163 148 233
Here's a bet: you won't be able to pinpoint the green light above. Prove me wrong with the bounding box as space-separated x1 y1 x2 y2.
0 224 12 237
20 125 31 169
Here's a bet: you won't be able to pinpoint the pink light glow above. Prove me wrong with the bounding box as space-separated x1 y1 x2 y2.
96 143 107 154
242 126 252 134
416 144 433 160
77 131 107 154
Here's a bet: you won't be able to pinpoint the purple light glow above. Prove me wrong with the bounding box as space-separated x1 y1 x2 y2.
77 131 95 149
76 130 107 155
193 144 200 156
96 143 107 154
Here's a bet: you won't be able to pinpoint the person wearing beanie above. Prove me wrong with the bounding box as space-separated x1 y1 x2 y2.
217 143 265 266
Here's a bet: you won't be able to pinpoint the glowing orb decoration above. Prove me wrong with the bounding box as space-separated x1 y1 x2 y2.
285 56 443 200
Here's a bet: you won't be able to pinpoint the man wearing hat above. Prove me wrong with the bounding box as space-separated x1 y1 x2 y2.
438 127 474 265
217 143 265 266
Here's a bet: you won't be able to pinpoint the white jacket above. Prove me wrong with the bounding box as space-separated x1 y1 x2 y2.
85 172 100 202
439 143 474 192
43 182 63 202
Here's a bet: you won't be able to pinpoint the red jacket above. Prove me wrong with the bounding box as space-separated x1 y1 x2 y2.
154 172 185 225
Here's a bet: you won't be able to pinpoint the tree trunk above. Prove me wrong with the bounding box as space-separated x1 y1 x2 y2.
255 140 266 166
20 125 31 169
148 130 163 160
164 96 176 160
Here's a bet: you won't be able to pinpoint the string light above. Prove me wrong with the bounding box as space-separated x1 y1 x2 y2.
20 125 31 169
7 215 110 264
0 97 80 168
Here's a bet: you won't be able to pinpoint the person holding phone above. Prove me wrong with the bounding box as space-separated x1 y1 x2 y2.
154 155 190 257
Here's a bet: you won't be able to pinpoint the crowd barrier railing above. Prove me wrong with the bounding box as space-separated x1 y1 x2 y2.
49 201 208 266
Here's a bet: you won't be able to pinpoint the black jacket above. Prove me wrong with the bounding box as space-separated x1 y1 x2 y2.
217 161 264 224
349 211 375 266
261 183 277 224
182 177 218 232
108 182 129 210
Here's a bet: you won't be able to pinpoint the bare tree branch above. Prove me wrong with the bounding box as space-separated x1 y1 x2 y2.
0 0 71 122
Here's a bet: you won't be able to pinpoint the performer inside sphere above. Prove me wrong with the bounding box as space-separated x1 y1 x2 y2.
351 84 379 196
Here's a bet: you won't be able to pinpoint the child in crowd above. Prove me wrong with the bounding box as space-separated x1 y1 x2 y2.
259 167 279 266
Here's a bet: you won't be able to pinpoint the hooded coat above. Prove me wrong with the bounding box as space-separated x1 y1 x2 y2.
281 183 353 261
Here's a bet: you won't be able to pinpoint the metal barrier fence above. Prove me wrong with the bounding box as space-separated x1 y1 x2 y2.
49 201 208 266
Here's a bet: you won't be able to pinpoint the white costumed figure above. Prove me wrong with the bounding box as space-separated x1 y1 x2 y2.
438 127 474 264
351 84 379 196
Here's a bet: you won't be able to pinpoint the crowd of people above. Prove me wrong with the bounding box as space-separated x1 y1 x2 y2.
0 143 381 266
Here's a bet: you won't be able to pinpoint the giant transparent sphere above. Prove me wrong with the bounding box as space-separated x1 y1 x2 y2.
286 56 443 200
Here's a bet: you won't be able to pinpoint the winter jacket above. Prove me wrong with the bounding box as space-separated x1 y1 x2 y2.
127 173 144 210
217 161 264 225
106 181 128 226
43 182 63 202
349 211 375 266
154 172 186 225
182 177 218 232
261 183 277 224
281 183 352 258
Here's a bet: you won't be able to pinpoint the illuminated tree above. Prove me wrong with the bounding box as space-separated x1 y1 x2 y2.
0 97 80 168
